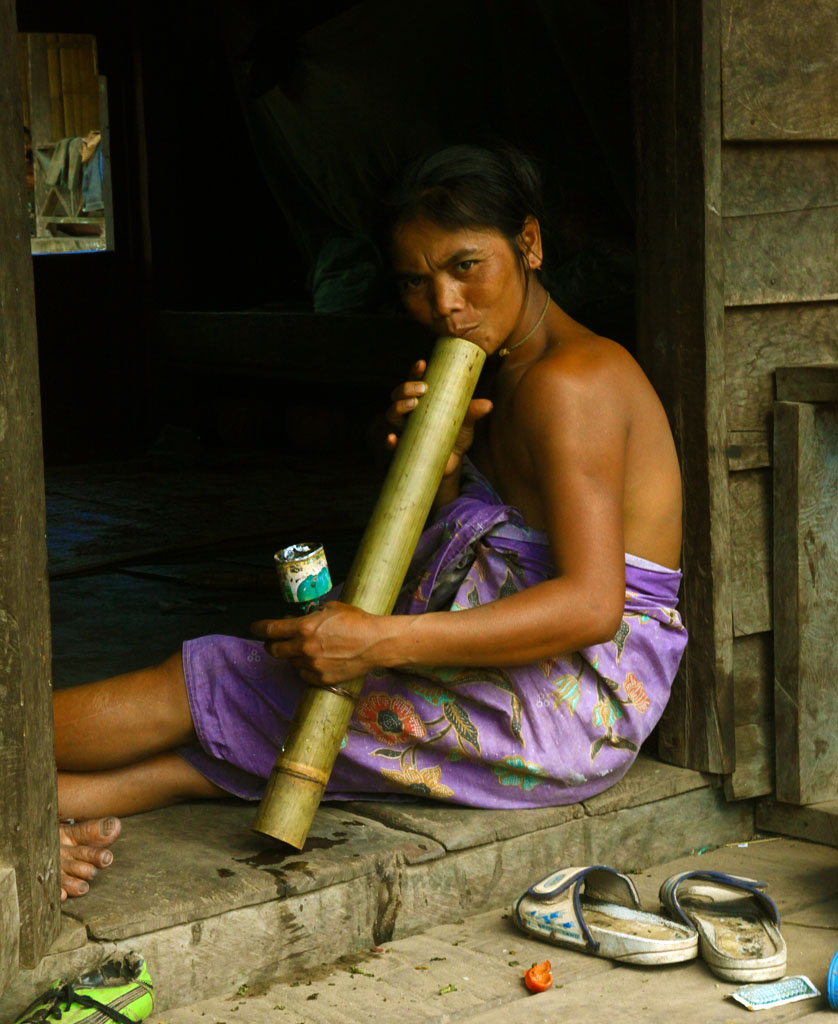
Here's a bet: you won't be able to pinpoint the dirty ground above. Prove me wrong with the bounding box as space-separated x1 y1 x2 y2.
159 838 838 1023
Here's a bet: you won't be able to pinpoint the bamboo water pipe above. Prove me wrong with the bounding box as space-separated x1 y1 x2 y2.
253 336 486 847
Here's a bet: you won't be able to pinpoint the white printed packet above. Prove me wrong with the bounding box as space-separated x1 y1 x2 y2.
729 975 821 1011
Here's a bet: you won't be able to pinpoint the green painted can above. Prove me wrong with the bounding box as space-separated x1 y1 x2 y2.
274 543 332 614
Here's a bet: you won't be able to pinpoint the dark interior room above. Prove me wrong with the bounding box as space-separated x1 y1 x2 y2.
16 0 638 685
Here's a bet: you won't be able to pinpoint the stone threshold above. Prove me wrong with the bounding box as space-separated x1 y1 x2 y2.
0 756 756 1019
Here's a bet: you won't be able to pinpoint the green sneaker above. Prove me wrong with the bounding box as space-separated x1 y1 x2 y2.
13 953 153 1023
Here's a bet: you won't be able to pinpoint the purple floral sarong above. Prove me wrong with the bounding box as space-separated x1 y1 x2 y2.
177 463 687 808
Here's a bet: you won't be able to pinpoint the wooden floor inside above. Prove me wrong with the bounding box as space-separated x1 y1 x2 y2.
46 451 382 689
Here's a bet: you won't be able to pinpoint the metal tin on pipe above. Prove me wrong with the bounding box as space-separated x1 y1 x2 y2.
274 543 331 614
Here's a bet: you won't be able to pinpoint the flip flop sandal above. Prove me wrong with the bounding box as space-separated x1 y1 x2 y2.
659 870 787 982
513 865 698 965
12 952 154 1023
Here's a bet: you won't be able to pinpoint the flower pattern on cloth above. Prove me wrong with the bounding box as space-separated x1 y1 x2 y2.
177 461 688 809
356 693 427 746
492 756 549 791
624 672 650 712
379 763 454 799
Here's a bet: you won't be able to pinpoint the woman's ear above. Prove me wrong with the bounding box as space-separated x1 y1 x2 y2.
518 216 543 270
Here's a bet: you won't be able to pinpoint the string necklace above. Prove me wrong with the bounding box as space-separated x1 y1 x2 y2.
497 290 551 358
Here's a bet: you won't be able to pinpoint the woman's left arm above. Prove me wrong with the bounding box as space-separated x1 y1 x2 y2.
254 353 629 683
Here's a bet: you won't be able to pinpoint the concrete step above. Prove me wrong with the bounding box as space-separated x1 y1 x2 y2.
160 838 838 1024
0 756 758 1020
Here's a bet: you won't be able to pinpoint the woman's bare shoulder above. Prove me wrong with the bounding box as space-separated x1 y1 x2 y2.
520 325 641 407
553 319 638 368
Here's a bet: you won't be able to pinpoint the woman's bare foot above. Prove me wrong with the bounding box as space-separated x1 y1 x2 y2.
58 817 121 900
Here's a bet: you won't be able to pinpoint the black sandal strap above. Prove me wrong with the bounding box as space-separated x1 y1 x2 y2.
53 983 136 1024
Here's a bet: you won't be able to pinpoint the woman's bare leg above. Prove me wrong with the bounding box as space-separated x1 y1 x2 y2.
54 650 195 770
54 650 230 893
57 751 229 820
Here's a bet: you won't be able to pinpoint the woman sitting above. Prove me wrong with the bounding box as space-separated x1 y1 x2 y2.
55 145 687 851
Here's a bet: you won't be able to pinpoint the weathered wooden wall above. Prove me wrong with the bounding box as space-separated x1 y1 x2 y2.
0 0 61 981
721 0 838 799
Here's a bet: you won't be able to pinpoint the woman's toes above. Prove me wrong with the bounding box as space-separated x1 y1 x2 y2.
56 816 121 898
94 816 121 840
62 843 114 869
60 855 98 881
60 816 121 847
61 876 90 898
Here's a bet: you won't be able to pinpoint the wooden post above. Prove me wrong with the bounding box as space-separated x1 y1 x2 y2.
254 336 485 848
27 33 51 238
98 74 115 250
774 383 838 805
0 0 61 974
632 0 735 773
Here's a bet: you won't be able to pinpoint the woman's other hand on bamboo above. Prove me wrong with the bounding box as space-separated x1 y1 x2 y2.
385 358 492 478
251 603 391 685
385 359 427 441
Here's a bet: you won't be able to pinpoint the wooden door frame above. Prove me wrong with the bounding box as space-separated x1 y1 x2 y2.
0 0 61 990
632 0 735 774
0 0 738 994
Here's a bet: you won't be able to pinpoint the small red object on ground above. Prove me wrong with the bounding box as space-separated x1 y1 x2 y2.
524 960 553 992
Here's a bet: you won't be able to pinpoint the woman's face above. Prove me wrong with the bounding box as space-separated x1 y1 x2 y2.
391 215 535 355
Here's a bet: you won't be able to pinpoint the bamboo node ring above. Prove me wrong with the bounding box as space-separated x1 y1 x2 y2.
276 759 329 788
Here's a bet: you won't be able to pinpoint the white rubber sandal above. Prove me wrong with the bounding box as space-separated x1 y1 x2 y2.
659 870 787 981
513 865 698 965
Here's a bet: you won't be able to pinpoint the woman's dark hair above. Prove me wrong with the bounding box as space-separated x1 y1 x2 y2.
381 144 546 274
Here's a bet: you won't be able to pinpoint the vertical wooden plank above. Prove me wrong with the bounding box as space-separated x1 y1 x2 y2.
82 38 100 133
729 468 772 637
633 0 734 772
71 40 86 136
0 869 20 996
67 41 79 136
99 74 115 250
724 632 774 800
58 42 73 137
26 36 50 146
18 36 29 126
0 0 61 972
26 33 51 236
46 35 63 141
774 400 838 804
724 724 773 800
75 39 86 133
